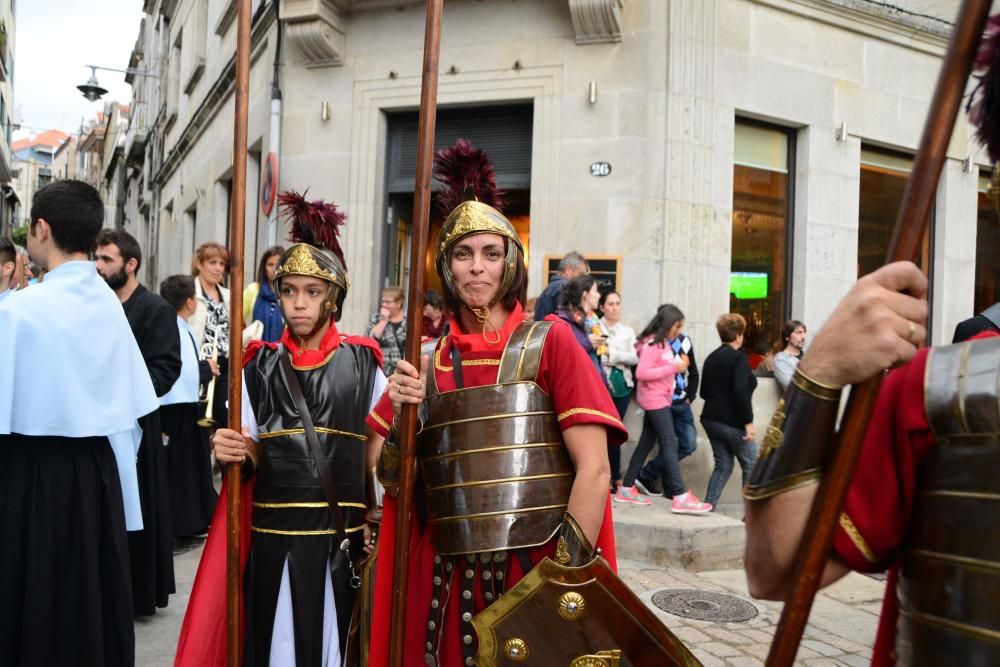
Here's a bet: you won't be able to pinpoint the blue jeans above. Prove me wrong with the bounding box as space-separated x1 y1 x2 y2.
640 401 696 481
623 406 685 498
702 419 757 507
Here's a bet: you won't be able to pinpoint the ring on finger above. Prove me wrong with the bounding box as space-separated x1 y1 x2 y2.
907 321 917 342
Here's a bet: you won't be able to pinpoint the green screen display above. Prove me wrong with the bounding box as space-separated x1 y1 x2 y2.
730 272 768 300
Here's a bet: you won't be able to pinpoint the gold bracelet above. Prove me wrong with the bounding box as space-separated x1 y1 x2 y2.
792 366 843 401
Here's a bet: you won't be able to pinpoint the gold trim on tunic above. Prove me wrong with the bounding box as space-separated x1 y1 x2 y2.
556 407 624 427
838 512 877 564
743 468 822 501
434 343 502 373
260 426 366 442
369 410 390 432
290 348 337 370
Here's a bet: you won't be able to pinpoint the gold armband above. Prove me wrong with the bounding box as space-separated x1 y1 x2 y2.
744 366 842 500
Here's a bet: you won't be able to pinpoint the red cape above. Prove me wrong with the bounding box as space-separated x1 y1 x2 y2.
367 494 619 667
174 477 255 667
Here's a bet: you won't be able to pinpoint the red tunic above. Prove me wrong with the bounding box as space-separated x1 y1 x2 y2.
831 331 998 665
366 303 627 667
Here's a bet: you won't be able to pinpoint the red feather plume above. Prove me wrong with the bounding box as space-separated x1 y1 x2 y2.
432 138 504 217
968 15 1000 163
278 190 348 269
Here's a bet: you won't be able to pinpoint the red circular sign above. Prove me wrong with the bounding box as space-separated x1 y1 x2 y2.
260 152 278 216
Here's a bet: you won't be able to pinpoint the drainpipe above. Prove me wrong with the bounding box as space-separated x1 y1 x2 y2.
264 3 283 247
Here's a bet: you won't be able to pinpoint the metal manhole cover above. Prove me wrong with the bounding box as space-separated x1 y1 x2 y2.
651 589 758 623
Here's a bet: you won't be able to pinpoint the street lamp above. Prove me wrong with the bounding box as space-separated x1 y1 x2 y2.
76 65 159 102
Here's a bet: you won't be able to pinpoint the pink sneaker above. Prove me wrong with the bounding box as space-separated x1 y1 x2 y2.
671 490 712 514
614 485 652 506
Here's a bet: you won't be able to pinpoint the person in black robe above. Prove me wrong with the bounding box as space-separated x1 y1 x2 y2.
0 181 161 666
159 274 220 541
97 229 181 616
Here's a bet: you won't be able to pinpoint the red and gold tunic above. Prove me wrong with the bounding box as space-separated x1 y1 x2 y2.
366 302 627 667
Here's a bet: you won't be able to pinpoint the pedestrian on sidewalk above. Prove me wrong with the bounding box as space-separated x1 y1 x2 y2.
243 245 286 344
598 290 638 492
772 319 807 391
533 250 587 321
0 180 159 665
159 275 220 543
617 304 711 513
552 273 609 387
190 241 232 427
700 313 758 509
367 285 407 376
96 228 181 616
636 318 700 495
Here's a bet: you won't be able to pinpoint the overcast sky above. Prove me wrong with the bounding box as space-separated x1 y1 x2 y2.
13 1 144 139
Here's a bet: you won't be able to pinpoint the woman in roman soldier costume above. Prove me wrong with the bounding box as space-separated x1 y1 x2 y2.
175 192 386 667
365 140 628 666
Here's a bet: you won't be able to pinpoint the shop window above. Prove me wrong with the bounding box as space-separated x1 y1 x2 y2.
731 121 793 367
976 169 1000 312
858 147 932 278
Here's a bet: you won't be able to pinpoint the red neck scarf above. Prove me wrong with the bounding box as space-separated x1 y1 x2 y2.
280 319 341 367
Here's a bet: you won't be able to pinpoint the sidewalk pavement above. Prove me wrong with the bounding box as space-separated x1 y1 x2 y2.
137 541 886 666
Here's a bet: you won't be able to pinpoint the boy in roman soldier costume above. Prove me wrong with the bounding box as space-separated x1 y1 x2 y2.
175 192 386 667
744 18 1000 666
365 141 697 666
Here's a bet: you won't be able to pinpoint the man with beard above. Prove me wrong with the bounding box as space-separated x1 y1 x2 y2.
96 229 180 616
0 180 158 666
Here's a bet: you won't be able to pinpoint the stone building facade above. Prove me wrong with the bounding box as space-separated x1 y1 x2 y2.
119 0 995 503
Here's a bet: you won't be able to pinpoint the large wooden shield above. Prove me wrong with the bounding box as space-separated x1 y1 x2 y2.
472 557 701 666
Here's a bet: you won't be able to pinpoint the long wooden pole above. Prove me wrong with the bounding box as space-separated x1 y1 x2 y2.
226 0 253 664
389 0 444 663
765 2 991 664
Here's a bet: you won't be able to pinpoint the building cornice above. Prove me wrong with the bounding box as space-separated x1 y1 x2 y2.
749 0 950 55
155 7 276 187
569 0 624 45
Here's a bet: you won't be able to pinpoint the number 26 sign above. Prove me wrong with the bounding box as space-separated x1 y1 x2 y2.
590 161 612 177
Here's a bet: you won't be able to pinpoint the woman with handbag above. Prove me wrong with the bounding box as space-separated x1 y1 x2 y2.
599 290 638 493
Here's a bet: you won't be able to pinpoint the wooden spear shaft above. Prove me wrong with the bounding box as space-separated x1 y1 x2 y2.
226 0 253 664
389 0 444 663
765 2 991 664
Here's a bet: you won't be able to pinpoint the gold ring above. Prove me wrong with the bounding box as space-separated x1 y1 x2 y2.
907 321 916 342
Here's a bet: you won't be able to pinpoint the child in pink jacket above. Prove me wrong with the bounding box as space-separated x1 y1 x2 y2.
614 304 712 513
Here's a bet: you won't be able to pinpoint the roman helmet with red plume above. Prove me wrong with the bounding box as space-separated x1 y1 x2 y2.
273 190 350 324
432 139 524 319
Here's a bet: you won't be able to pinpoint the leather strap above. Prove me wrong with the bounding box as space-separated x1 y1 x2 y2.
451 344 465 389
278 347 350 547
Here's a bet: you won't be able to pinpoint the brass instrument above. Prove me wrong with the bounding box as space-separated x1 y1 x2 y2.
198 340 218 428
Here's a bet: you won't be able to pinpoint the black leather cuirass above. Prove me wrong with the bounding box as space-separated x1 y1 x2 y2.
245 343 378 535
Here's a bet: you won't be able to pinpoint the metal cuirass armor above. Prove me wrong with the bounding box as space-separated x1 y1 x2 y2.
245 343 378 534
896 335 1000 665
418 320 574 555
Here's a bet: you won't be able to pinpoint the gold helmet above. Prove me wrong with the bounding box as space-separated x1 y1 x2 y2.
274 191 350 325
433 139 525 310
